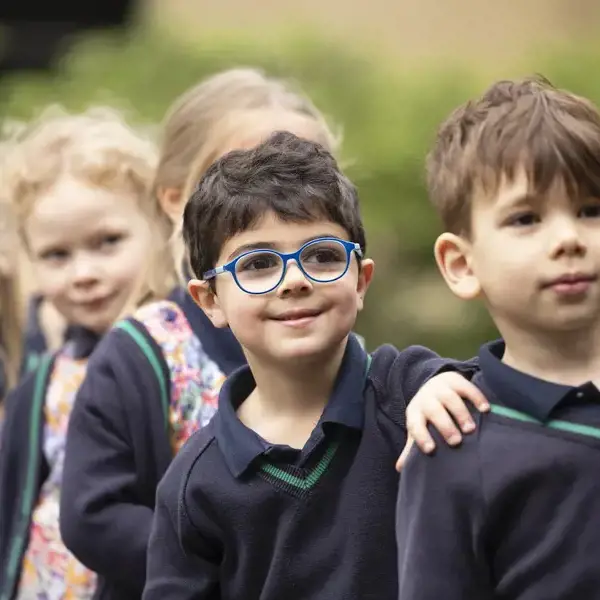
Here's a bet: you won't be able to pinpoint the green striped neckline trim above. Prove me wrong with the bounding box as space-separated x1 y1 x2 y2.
258 439 340 491
256 351 370 492
490 403 600 441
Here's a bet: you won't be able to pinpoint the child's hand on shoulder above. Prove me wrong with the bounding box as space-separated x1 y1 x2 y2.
396 372 490 472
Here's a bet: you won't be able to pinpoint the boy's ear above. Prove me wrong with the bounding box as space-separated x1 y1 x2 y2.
434 233 481 300
187 279 229 328
356 258 375 312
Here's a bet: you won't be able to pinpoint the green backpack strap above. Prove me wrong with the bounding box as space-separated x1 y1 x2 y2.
3 354 52 600
115 320 170 432
114 322 370 434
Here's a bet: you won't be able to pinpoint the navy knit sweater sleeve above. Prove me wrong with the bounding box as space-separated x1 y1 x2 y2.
60 326 172 597
396 421 493 600
144 424 221 600
375 343 479 427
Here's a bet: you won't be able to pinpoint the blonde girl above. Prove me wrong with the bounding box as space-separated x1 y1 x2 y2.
0 106 168 600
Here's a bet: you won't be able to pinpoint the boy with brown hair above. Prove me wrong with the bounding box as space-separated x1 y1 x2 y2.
397 76 600 599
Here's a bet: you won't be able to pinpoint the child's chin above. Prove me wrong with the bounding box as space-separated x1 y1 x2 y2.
76 313 115 335
270 336 340 362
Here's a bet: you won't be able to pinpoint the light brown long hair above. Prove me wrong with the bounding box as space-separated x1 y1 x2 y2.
151 68 340 294
0 198 23 394
172 106 340 280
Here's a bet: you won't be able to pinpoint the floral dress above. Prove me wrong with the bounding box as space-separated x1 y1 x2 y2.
18 350 97 599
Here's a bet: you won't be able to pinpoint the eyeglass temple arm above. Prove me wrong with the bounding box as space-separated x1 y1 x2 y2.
202 265 226 280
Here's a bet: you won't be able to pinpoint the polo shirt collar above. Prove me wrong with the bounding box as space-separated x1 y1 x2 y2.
216 333 369 477
479 339 578 422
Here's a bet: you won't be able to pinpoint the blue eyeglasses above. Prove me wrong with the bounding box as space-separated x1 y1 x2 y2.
203 237 363 295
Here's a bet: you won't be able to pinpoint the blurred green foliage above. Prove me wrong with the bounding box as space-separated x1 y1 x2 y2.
3 27 600 357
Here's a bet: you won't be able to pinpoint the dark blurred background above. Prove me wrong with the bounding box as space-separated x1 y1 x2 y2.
2 0 600 357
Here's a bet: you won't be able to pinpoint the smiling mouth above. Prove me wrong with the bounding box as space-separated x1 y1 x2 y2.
272 309 323 321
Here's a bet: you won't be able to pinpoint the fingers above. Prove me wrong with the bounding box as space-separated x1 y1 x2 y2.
401 372 490 460
396 437 414 472
405 404 442 455
436 389 476 435
411 396 462 447
444 374 490 412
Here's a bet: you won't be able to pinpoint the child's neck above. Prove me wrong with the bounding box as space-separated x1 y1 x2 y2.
501 324 600 388
237 341 347 449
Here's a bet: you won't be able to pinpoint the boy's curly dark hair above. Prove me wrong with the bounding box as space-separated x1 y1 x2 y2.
183 131 365 279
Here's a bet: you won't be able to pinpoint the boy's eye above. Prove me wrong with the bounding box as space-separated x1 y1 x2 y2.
579 204 600 219
237 252 280 272
303 247 345 264
506 212 540 227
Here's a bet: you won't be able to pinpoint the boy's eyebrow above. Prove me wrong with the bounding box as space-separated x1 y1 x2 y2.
498 191 539 209
226 233 342 261
226 242 277 260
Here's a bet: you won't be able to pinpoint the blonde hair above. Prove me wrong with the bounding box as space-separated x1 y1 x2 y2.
154 68 336 196
3 105 176 310
173 106 339 276
0 196 22 393
150 67 339 292
182 107 338 201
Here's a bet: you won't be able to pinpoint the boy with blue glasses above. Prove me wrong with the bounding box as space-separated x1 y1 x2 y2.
143 131 484 599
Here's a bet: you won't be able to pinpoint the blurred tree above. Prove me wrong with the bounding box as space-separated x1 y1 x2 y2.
4 28 599 358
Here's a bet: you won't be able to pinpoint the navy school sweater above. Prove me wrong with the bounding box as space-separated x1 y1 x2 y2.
397 339 600 600
143 335 478 600
19 288 244 380
0 296 58 404
19 295 76 378
0 356 53 600
20 295 51 376
0 328 99 600
59 290 246 600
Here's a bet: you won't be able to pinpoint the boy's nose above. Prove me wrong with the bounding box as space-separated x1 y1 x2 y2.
277 260 312 296
550 218 586 258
